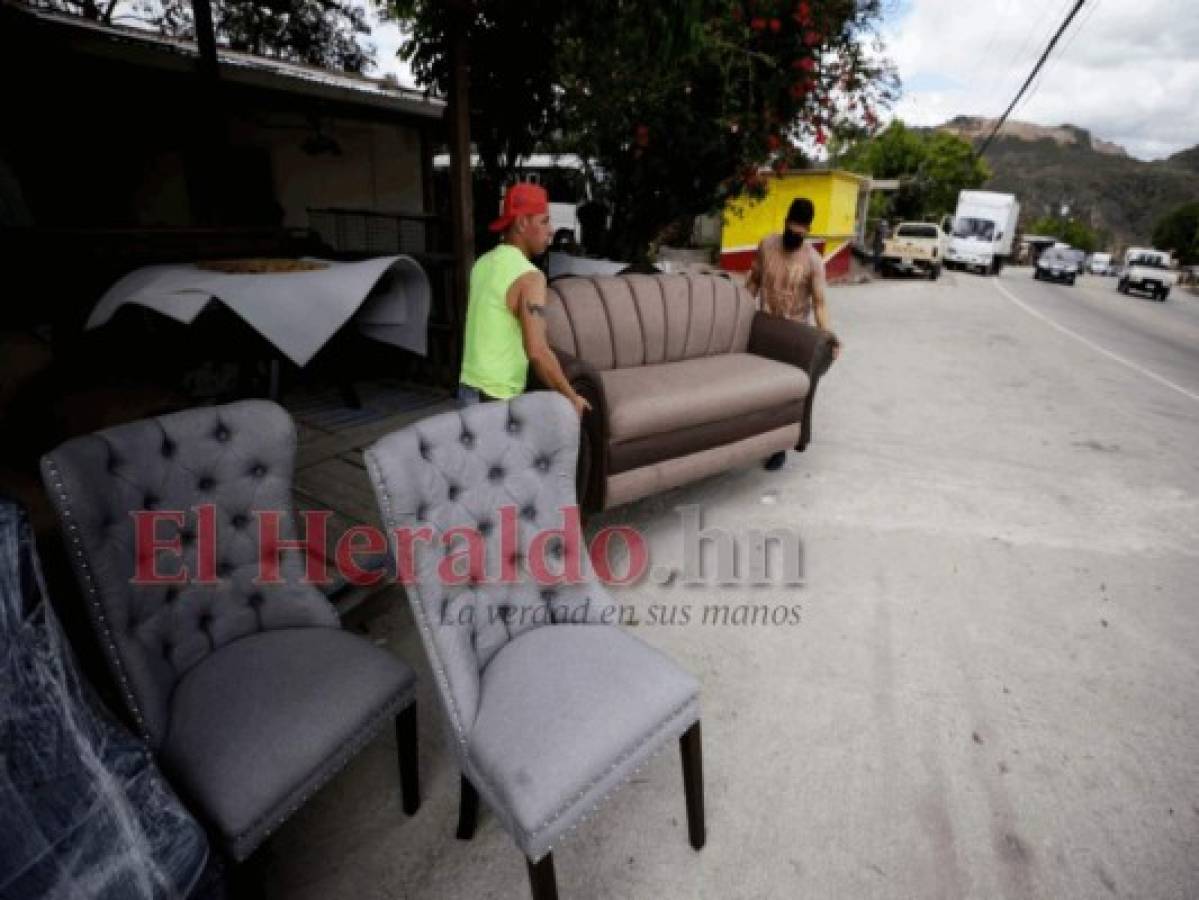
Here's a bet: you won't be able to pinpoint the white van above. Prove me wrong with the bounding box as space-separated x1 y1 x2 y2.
1089 252 1112 275
1118 247 1176 301
433 153 598 246
944 190 1020 275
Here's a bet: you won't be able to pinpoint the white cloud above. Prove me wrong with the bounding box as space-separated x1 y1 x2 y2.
882 0 1199 159
363 5 416 89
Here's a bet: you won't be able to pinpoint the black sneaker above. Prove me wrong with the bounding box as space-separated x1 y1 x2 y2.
763 451 786 471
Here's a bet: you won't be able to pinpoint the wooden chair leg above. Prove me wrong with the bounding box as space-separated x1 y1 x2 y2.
395 703 421 815
680 720 706 850
456 774 479 840
526 852 558 900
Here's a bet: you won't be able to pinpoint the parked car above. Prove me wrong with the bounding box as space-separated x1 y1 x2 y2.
1034 246 1080 285
878 221 946 279
1118 247 1176 301
1089 252 1113 275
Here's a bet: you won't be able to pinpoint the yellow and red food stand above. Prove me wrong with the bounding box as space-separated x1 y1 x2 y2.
720 169 866 281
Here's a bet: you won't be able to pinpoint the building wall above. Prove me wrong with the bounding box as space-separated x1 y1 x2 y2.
233 114 425 229
2 42 429 233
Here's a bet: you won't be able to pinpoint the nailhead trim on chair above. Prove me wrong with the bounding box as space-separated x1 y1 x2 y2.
42 456 149 738
229 687 416 860
367 450 470 747
526 699 699 863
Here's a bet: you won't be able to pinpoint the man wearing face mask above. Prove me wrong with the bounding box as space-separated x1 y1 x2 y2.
746 196 841 471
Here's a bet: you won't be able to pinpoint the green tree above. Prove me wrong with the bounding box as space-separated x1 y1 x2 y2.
1152 201 1199 265
1028 216 1099 252
386 0 898 261
27 0 373 71
384 0 566 236
837 121 988 221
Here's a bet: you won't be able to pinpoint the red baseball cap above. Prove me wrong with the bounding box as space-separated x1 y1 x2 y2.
489 182 550 233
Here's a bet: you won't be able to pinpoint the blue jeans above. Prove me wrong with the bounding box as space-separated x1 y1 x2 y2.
457 384 503 407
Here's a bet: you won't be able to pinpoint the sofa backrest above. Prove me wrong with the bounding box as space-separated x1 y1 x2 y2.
545 273 757 371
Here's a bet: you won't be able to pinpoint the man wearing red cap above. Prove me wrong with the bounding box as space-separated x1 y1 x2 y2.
458 181 590 417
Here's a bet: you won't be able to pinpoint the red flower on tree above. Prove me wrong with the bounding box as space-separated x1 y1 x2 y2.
750 16 767 30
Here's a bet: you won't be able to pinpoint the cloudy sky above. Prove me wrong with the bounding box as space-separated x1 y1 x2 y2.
366 1 1197 162
881 0 1199 160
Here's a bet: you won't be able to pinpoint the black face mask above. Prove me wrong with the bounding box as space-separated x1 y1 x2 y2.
782 229 805 251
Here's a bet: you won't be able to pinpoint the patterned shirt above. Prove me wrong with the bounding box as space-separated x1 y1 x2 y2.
746 234 826 322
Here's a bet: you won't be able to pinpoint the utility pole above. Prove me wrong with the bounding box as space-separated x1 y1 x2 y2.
446 0 476 381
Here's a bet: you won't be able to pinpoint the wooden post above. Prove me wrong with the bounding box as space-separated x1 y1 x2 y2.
191 0 219 83
446 5 475 382
189 0 222 224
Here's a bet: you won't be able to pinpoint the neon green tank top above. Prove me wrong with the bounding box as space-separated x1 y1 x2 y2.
460 244 538 399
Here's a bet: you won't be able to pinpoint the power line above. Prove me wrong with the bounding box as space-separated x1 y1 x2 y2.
976 0 1087 160
1014 0 1102 119
986 0 1072 115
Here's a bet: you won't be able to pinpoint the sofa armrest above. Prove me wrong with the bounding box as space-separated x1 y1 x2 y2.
747 312 837 452
747 311 836 377
529 350 609 512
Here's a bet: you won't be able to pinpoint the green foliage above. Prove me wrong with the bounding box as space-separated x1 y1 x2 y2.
384 0 898 261
384 0 564 198
837 121 988 220
1028 216 1100 253
1152 202 1199 265
29 0 373 71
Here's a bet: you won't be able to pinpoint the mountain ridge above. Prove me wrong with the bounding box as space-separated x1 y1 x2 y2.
927 118 1199 250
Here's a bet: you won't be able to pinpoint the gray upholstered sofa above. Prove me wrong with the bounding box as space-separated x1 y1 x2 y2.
539 273 836 511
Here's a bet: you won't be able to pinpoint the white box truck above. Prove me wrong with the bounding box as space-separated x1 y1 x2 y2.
945 190 1020 275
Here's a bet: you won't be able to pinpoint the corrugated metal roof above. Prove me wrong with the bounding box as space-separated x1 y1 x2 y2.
7 1 445 119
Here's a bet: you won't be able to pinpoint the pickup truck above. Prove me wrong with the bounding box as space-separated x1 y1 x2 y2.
1118 247 1176 301
879 222 945 279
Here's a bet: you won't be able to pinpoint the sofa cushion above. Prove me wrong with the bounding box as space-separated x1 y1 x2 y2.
600 353 809 442
160 627 416 858
468 624 699 858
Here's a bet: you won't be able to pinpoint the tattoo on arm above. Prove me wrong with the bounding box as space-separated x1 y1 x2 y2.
524 300 546 318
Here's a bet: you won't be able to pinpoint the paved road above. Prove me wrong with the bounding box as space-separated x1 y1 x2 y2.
989 268 1199 401
268 267 1199 900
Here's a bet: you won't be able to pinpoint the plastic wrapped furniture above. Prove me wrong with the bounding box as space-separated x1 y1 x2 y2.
0 498 211 899
366 391 704 899
39 400 420 864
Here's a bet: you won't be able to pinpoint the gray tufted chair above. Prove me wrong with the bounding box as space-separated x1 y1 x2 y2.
366 391 704 900
40 399 420 863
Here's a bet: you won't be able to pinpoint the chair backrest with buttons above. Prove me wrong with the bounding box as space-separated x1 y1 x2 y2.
366 391 613 743
41 400 338 748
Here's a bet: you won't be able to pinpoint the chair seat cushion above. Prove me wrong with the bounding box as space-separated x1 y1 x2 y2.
468 624 699 859
159 627 416 859
600 353 809 442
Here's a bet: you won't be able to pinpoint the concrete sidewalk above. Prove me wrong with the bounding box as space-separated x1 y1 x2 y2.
265 271 1199 899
